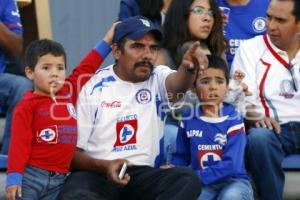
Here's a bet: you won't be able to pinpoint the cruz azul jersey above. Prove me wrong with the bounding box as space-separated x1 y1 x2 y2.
231 35 300 124
77 65 175 167
172 103 249 185
217 0 269 69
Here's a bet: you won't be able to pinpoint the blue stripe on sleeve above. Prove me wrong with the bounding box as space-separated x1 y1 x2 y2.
6 172 23 187
94 40 111 58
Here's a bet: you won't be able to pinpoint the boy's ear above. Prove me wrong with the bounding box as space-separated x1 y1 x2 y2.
25 66 34 80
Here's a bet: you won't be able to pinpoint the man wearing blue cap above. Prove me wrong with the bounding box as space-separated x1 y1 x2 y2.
58 16 207 200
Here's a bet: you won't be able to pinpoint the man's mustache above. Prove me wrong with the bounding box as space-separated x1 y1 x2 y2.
134 60 154 70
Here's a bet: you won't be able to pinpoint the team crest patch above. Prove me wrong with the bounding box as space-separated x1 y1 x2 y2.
37 126 58 144
113 115 138 152
136 89 151 104
139 19 150 27
279 80 295 98
252 17 266 33
67 103 77 119
198 150 223 170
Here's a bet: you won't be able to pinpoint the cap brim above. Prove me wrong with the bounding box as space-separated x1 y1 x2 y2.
126 28 163 42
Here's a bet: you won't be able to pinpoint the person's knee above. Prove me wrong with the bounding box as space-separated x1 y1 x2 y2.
220 191 252 200
247 128 275 147
174 167 201 188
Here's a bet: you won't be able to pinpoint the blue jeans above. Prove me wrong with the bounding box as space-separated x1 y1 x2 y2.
163 123 178 164
0 73 32 154
198 178 253 200
247 122 300 200
17 165 67 200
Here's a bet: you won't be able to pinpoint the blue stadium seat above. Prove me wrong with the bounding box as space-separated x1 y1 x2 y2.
282 154 300 170
0 155 7 169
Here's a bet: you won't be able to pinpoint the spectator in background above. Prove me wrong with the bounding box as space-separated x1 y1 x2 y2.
118 0 172 26
171 55 253 200
231 0 300 199
0 0 32 154
161 0 226 163
217 0 270 69
163 0 225 69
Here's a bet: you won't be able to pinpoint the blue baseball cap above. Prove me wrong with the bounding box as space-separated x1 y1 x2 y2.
113 16 163 43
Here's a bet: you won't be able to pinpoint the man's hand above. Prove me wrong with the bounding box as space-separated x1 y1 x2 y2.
166 41 208 102
6 185 22 200
255 117 281 134
105 159 130 186
181 41 208 76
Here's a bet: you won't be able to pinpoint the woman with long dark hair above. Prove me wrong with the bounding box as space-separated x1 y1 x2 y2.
163 0 226 68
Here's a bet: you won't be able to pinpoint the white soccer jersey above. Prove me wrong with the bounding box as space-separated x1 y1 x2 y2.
231 34 300 124
77 65 175 167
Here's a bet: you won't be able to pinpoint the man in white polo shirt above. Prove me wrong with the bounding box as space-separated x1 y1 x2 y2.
231 0 300 199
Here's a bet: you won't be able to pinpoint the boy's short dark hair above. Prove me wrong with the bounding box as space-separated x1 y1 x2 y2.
25 39 66 70
207 55 229 84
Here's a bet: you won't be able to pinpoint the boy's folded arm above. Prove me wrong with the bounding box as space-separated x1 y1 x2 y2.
6 172 23 187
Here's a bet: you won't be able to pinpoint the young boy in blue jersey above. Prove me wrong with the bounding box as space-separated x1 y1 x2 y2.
171 55 254 200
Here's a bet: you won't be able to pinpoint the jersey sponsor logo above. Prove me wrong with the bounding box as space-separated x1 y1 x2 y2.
37 126 58 144
252 17 266 33
136 89 151 104
67 103 77 119
198 149 223 169
101 101 121 108
113 115 138 152
187 130 203 138
279 80 295 98
57 125 77 144
214 133 227 146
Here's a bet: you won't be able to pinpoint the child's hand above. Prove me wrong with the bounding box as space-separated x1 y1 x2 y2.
103 21 121 45
6 185 22 200
241 82 252 96
233 70 245 82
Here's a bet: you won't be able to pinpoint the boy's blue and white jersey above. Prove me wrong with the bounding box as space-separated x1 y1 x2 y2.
77 64 175 167
172 103 249 184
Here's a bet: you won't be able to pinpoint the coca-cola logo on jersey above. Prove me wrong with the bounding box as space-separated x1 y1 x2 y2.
101 101 121 108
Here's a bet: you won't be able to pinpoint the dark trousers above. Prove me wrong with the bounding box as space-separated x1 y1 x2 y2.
57 166 201 200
